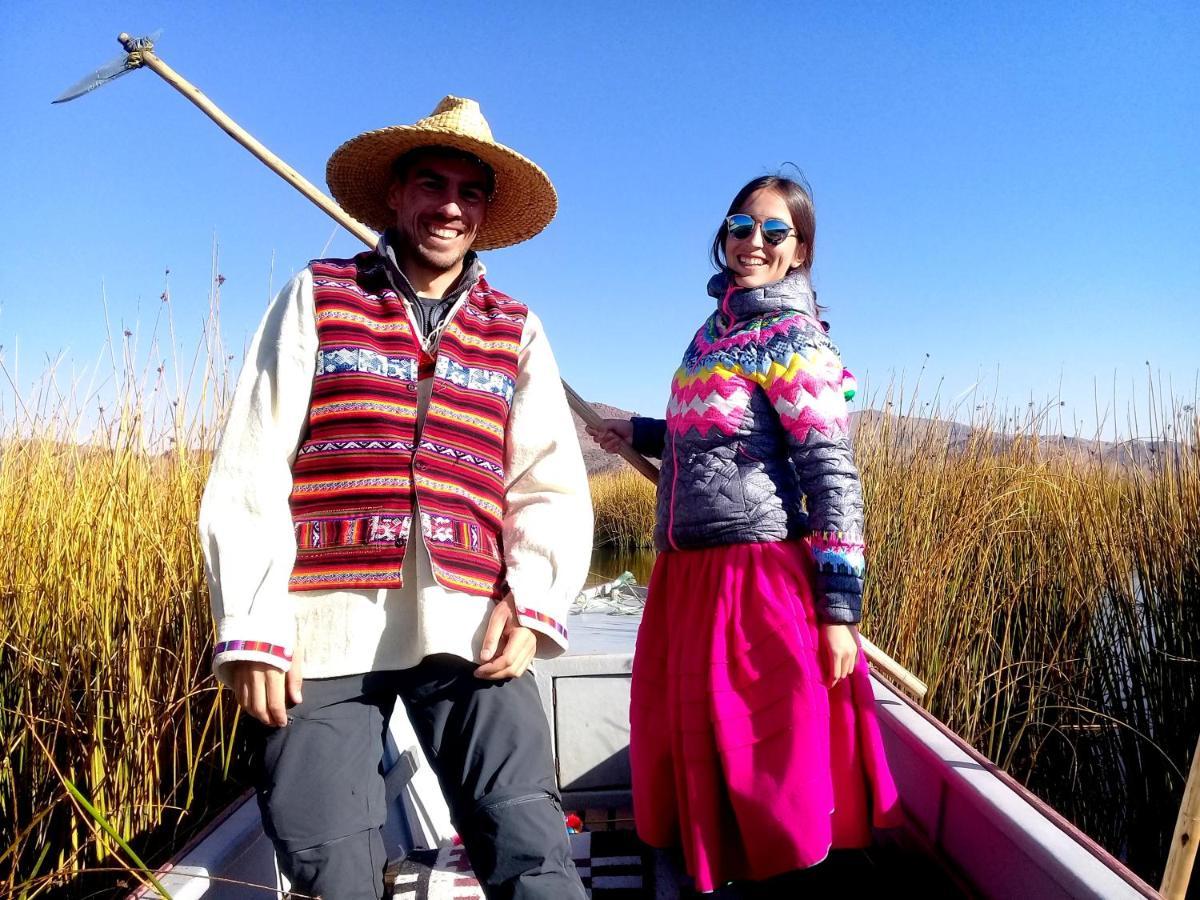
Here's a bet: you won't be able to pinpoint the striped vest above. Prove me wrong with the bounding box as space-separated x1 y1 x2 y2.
288 253 527 599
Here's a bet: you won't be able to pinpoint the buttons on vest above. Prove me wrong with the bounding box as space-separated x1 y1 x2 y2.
294 261 521 599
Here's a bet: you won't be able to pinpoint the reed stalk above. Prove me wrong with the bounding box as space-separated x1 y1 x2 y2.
1 290 1196 894
0 269 250 898
589 387 1200 886
589 468 656 551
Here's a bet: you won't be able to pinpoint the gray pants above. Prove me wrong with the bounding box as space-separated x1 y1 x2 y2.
253 655 586 900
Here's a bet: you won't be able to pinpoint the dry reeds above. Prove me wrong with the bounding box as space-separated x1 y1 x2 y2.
589 468 656 551
0 270 246 898
588 385 1200 885
853 387 1199 885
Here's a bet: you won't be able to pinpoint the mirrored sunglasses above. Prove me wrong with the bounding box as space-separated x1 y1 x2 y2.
725 213 797 246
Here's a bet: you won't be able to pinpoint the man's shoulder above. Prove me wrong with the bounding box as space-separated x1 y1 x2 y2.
308 252 374 278
472 277 530 316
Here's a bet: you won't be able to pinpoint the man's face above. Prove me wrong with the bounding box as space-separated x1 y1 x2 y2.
386 152 490 279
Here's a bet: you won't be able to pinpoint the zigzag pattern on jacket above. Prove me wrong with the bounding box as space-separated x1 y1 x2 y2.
667 310 850 443
807 529 866 579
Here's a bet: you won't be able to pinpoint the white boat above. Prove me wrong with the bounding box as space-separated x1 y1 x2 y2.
131 597 1161 899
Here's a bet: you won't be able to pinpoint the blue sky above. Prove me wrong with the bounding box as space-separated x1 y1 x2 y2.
1 2 1197 439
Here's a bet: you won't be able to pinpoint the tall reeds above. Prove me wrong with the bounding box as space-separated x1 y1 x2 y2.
853 387 1199 885
0 270 249 898
2 289 1196 895
589 385 1200 886
589 468 656 550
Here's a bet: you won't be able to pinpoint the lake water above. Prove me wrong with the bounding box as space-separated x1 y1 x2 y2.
588 546 657 588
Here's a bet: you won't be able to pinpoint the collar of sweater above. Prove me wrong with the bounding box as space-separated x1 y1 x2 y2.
376 230 485 307
374 232 486 348
706 269 816 324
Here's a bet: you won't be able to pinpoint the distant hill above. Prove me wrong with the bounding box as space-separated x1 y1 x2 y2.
575 403 1185 476
849 408 1185 468
570 401 642 476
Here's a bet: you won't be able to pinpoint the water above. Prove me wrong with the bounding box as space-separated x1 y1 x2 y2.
588 546 656 588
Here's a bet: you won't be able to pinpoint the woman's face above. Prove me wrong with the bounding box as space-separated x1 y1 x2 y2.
724 188 807 288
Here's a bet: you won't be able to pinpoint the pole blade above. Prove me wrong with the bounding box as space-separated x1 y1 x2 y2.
52 54 133 104
51 31 162 104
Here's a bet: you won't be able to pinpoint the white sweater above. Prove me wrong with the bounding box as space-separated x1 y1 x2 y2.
199 261 592 686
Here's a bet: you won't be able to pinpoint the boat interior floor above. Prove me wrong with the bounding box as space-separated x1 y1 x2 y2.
385 807 971 899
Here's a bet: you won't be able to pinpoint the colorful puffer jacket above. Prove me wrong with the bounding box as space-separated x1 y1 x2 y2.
631 270 865 623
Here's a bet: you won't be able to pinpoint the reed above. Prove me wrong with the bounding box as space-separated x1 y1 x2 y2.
852 386 1199 885
588 384 1200 885
1 298 1197 895
589 468 656 550
0 274 250 898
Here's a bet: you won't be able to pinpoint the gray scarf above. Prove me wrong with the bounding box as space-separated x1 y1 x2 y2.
378 228 484 339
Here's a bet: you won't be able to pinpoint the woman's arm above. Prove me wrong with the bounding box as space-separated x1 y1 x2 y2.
586 416 667 459
750 316 865 625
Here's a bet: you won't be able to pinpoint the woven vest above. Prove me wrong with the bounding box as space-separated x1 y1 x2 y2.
288 253 527 599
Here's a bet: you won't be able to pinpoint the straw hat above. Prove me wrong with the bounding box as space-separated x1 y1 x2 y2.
326 96 557 250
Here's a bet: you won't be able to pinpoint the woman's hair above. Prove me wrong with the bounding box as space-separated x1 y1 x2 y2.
710 173 817 274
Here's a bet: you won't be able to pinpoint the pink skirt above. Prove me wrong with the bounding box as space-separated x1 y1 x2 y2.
630 540 900 892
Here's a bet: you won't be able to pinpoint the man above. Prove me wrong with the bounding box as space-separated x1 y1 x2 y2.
200 96 592 900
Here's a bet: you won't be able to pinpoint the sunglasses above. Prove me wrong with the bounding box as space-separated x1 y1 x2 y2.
725 214 797 246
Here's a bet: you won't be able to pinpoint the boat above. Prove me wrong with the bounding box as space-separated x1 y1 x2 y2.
131 585 1162 899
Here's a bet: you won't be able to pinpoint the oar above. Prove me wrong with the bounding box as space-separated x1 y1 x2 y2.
55 32 926 702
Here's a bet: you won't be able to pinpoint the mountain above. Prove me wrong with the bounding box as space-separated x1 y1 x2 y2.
848 408 1184 468
574 404 1187 476
570 401 642 476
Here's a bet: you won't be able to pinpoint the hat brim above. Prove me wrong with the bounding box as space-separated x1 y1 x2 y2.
326 125 557 250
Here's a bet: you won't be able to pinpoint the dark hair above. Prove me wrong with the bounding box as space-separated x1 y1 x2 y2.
390 146 496 198
710 173 816 274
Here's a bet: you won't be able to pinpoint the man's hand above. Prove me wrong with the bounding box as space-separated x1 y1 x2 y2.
475 595 537 680
820 623 859 689
230 649 304 727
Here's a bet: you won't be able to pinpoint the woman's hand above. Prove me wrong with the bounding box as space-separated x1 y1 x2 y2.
820 624 859 689
585 418 634 455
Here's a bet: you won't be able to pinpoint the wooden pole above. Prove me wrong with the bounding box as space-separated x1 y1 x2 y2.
860 634 927 701
1162 733 1200 898
123 34 376 246
560 381 661 481
122 32 605 422
116 32 927 703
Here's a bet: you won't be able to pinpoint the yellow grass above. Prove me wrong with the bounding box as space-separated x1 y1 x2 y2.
0 283 244 897
589 468 656 550
0 430 234 897
1 302 1196 893
852 395 1200 878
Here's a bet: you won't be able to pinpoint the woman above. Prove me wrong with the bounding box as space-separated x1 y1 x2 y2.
588 174 898 894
